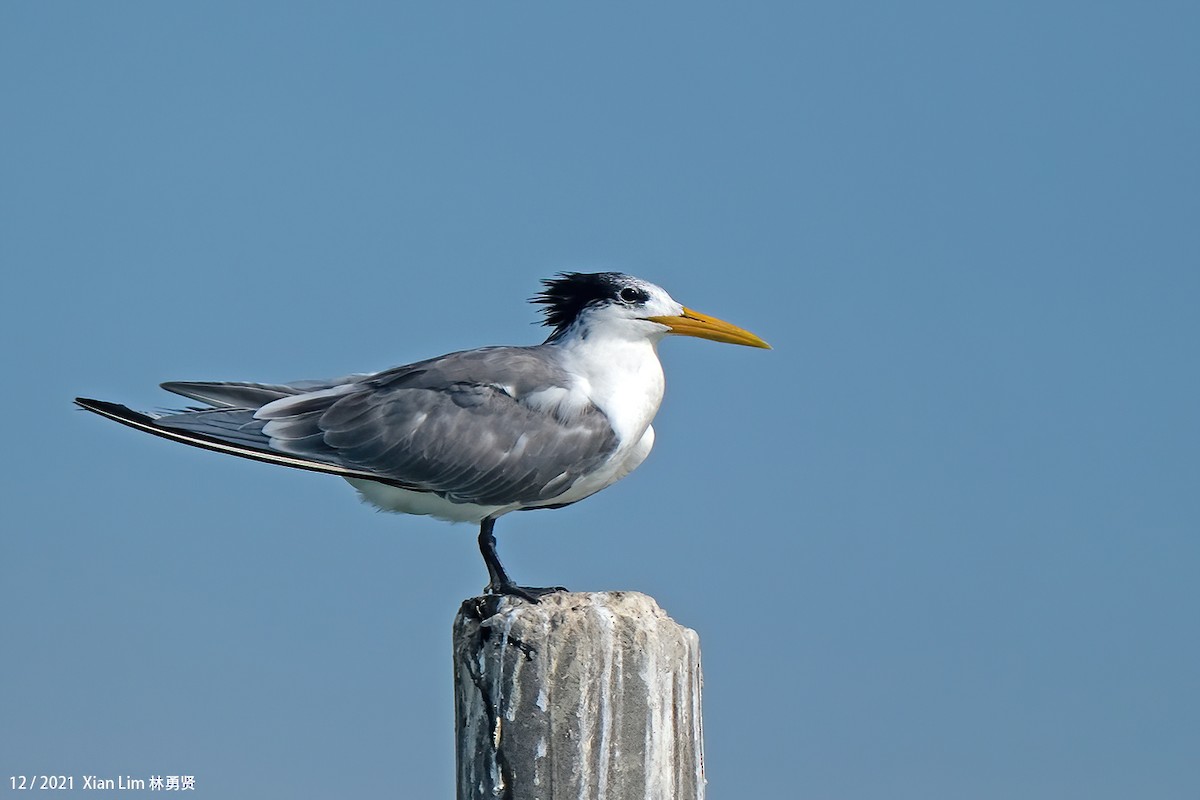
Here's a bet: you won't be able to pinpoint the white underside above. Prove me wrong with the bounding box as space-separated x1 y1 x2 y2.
346 477 507 522
345 423 656 523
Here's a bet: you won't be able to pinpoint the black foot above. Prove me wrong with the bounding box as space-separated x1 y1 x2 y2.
477 517 567 603
487 581 568 603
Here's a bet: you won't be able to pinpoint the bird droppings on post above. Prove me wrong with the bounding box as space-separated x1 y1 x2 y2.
454 591 705 800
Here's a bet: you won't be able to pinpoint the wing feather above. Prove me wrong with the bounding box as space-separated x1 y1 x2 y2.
87 347 619 509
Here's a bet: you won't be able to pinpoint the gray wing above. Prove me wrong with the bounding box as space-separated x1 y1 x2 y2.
153 347 618 507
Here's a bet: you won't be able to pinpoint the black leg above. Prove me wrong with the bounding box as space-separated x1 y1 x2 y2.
478 517 567 602
478 517 515 592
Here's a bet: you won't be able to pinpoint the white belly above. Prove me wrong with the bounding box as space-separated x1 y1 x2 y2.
345 478 511 523
344 424 656 523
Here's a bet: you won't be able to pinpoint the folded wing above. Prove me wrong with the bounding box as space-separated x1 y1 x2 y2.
80 347 618 508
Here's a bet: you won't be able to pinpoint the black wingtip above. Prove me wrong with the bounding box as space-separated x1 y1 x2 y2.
75 396 111 412
73 397 155 426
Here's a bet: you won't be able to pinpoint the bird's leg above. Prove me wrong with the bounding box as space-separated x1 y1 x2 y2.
478 517 567 602
478 517 520 594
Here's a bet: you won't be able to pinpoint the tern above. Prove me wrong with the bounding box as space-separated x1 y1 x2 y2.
76 272 770 599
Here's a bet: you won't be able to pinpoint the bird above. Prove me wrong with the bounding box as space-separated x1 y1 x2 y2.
75 272 770 600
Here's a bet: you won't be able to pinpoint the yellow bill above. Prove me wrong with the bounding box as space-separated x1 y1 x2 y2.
647 307 771 349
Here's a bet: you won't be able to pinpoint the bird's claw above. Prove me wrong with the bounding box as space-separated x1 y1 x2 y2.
487 582 569 603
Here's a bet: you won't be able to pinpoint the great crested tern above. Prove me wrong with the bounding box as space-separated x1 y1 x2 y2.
76 272 770 599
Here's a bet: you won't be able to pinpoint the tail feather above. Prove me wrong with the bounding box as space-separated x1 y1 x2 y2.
160 375 373 409
159 381 300 408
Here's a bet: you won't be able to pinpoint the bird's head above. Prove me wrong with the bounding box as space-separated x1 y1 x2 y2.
533 272 770 349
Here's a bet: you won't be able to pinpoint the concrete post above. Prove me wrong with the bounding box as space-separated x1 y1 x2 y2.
453 591 705 800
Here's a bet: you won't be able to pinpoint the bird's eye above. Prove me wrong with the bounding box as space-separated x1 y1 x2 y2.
619 287 643 303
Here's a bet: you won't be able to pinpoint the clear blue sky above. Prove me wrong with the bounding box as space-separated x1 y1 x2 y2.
3 3 1197 798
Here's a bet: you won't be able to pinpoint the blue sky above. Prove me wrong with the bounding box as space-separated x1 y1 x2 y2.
2 3 1197 798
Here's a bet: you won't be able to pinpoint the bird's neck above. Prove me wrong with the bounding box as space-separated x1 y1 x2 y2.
553 333 666 445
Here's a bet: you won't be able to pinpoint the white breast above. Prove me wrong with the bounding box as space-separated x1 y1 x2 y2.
516 335 664 507
555 336 665 446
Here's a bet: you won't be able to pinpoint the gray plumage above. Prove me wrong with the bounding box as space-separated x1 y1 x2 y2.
155 346 617 508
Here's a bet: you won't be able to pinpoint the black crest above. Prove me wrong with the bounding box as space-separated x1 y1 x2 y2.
532 272 636 339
